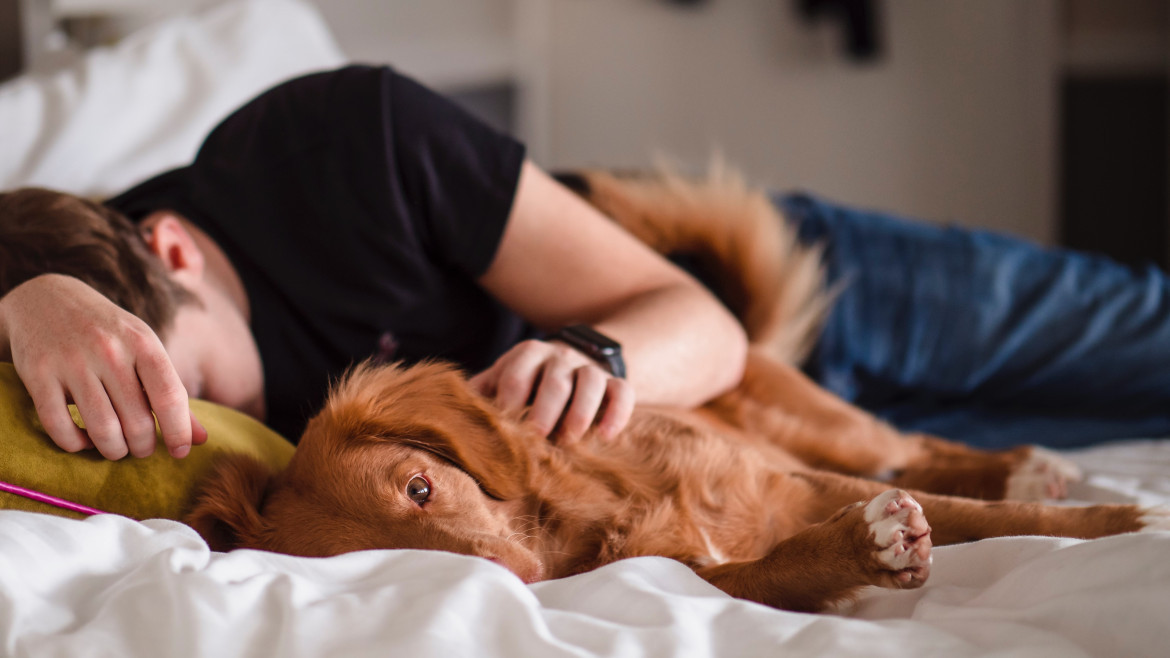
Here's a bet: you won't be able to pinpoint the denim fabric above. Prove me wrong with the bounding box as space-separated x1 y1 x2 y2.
777 192 1170 448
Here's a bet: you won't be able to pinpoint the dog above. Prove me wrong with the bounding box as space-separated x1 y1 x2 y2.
185 168 1169 613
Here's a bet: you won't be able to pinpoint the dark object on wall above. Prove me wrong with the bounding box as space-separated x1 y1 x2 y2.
0 0 22 82
1060 75 1168 269
797 0 882 62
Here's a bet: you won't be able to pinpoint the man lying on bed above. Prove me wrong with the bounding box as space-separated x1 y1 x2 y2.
0 65 1167 464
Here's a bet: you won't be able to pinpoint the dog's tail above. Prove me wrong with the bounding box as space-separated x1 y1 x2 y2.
555 164 833 364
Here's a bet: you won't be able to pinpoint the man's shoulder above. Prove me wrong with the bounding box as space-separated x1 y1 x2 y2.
196 65 392 161
261 65 391 101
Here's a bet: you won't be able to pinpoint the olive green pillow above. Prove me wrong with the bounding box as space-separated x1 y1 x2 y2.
0 363 293 521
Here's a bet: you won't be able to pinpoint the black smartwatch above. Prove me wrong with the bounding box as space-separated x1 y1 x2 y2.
551 324 626 379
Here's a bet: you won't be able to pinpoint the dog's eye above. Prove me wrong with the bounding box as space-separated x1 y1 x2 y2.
406 475 431 505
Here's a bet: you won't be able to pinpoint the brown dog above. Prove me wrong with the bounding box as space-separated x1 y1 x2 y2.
185 169 1168 613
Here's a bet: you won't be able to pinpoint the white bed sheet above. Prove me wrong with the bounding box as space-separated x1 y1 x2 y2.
2 440 1168 658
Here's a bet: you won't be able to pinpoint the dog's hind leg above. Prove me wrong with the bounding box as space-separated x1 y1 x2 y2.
705 353 1083 501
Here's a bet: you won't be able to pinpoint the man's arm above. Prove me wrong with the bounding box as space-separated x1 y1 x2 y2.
473 161 748 442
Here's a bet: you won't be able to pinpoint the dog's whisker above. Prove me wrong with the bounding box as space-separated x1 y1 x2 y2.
506 531 544 546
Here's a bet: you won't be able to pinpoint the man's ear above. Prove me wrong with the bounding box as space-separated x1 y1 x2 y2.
141 211 205 283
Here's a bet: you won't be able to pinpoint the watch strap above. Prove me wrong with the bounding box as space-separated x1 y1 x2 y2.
550 324 626 379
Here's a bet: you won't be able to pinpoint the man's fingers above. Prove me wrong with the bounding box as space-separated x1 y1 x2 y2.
493 346 546 412
191 413 208 446
136 351 193 459
597 377 635 440
528 362 575 437
103 373 159 459
70 375 129 460
28 382 91 453
556 367 608 444
467 370 495 397
480 340 638 444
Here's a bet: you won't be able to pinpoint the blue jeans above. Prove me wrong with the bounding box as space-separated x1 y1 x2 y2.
778 193 1170 449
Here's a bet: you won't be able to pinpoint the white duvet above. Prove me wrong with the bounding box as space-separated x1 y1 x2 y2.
2 440 1168 658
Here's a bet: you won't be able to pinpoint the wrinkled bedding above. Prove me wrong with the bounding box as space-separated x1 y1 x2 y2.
2 439 1167 658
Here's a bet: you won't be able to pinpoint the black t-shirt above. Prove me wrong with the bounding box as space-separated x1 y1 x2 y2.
106 66 531 441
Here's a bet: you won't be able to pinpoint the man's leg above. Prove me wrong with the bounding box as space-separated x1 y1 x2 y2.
779 192 1170 448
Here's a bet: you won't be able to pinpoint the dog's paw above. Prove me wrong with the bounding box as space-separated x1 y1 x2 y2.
1139 506 1170 533
1005 447 1083 501
864 489 932 589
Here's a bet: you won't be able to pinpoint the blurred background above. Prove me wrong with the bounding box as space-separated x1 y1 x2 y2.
3 0 1168 265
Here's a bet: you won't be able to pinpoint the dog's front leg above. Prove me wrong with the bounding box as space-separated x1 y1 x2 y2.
695 489 932 613
792 470 1161 545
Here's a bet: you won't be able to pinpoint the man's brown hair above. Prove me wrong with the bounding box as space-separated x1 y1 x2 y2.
0 188 195 334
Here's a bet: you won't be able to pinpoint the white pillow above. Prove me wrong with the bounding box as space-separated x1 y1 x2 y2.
0 0 346 197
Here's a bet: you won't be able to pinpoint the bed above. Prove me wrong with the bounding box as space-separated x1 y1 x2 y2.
2 1 1170 656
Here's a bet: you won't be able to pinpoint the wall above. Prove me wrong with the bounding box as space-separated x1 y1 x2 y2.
0 0 21 80
1058 0 1169 266
533 0 1059 242
311 0 517 89
13 0 1062 241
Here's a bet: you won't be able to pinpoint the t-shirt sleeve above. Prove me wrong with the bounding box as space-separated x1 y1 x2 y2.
382 70 526 278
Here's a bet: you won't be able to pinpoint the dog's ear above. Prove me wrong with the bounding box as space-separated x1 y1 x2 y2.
327 361 536 501
184 453 275 552
393 405 533 501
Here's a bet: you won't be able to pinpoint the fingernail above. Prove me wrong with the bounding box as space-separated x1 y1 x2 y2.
170 444 190 459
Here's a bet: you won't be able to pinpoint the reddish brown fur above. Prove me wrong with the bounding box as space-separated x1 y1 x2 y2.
185 170 1155 613
562 166 832 364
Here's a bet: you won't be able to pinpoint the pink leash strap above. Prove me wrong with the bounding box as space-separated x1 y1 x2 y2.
0 479 106 516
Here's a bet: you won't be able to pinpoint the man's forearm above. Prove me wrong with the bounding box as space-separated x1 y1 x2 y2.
592 281 748 409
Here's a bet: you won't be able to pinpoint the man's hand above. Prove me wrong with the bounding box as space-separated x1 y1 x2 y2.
0 274 206 460
469 339 634 444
